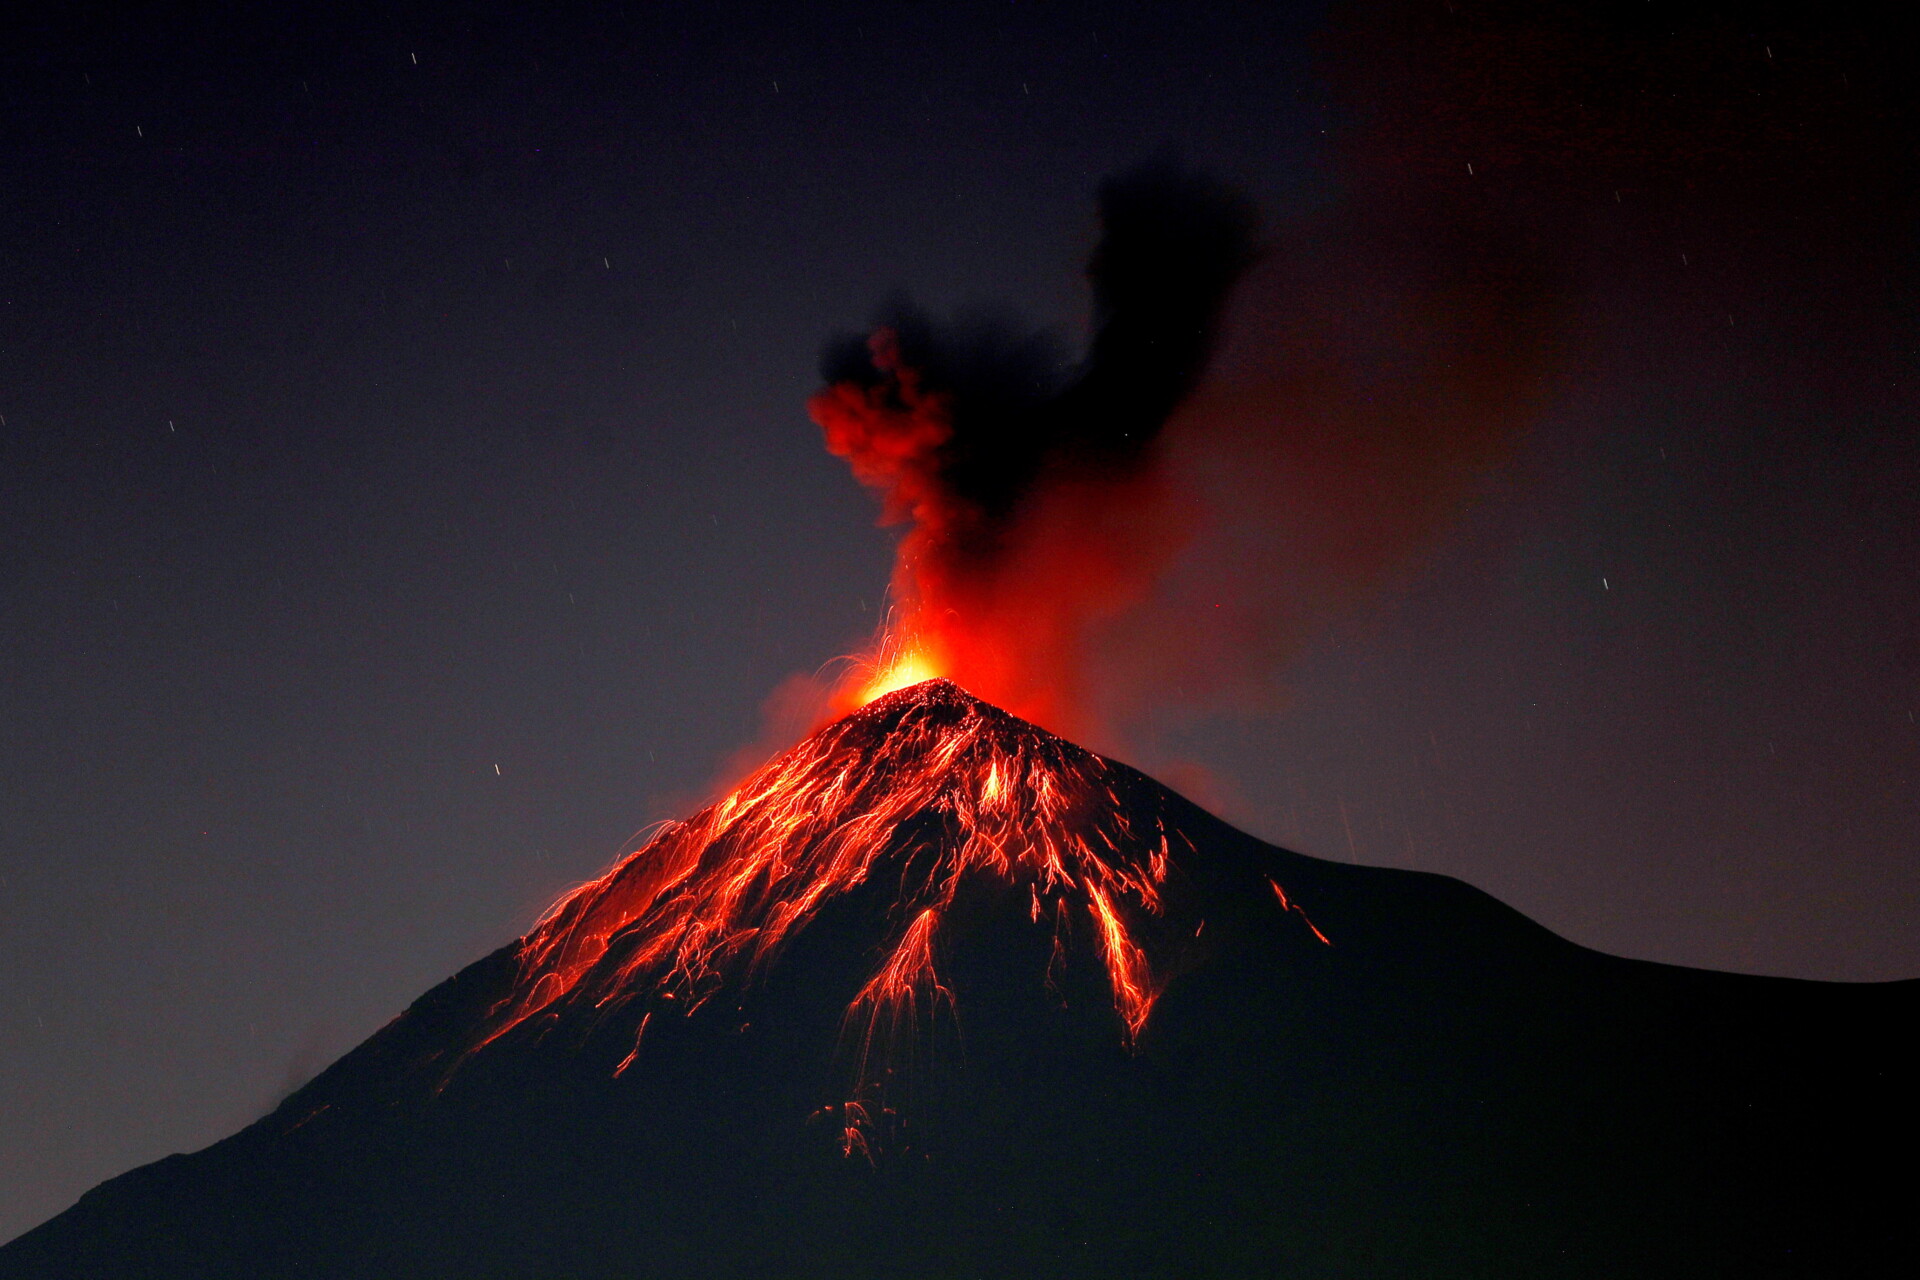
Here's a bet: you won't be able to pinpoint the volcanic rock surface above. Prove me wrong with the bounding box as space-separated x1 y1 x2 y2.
4 681 1913 1278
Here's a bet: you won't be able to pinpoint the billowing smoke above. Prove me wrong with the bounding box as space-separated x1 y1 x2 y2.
808 159 1260 736
810 0 1905 756
810 132 1558 749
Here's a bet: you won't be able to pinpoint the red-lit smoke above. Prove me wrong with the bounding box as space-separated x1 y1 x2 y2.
810 136 1562 751
812 329 1197 735
811 0 1875 748
810 159 1259 742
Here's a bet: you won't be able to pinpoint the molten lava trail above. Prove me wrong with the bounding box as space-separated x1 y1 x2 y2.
470 680 1184 1149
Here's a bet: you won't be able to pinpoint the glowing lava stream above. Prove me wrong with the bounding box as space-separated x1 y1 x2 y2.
470 678 1183 1152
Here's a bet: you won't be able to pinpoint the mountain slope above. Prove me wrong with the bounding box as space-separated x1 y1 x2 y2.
5 681 1914 1277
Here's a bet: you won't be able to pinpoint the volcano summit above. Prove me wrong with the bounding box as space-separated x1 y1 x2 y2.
3 682 1912 1277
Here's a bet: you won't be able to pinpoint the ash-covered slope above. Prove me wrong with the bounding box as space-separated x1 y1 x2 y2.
5 681 1914 1278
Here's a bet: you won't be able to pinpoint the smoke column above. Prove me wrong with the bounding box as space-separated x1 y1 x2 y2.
808 157 1260 739
811 0 1912 759
811 130 1560 751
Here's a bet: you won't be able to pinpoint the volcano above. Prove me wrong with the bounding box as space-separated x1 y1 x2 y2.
5 681 1913 1277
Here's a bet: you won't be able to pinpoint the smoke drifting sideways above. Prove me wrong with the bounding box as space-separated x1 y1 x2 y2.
808 138 1561 752
808 158 1264 740
806 0 1915 763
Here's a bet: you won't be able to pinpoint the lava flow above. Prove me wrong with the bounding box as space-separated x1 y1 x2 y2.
470 679 1191 1153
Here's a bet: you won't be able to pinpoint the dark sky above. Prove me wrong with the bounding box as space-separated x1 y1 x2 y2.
3 0 1915 1242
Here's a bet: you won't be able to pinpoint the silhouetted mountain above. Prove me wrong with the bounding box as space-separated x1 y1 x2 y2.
5 681 1913 1277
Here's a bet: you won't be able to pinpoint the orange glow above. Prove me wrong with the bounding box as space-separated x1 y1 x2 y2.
855 648 945 707
1270 878 1333 947
467 680 1186 1152
808 330 1193 742
1086 883 1159 1039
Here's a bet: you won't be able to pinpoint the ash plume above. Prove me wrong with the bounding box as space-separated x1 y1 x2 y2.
814 0 1912 760
811 131 1562 747
815 157 1258 560
809 158 1261 736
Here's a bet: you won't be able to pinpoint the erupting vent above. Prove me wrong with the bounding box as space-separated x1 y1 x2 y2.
469 679 1193 1154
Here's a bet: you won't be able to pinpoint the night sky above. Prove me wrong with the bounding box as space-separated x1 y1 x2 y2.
4 0 1915 1242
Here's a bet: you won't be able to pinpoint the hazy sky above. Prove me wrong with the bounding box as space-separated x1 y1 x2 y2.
3 0 1914 1242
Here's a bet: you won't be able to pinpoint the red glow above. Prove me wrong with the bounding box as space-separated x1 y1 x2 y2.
854 647 944 707
1270 878 1332 948
470 680 1183 1151
811 331 1191 739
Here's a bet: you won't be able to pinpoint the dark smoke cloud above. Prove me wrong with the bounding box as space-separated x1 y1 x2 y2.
816 155 1258 571
807 158 1263 735
812 1 1915 754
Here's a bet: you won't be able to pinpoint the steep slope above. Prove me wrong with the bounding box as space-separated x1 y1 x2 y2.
5 681 1914 1278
